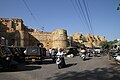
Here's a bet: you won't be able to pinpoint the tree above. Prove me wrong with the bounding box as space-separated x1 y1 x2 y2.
100 40 118 49
113 39 118 43
100 41 109 49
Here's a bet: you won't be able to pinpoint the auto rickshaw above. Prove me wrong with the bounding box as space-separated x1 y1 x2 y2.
8 46 26 63
25 46 43 64
0 45 18 70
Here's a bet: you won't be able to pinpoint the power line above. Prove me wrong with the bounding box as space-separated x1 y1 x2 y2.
83 0 94 34
22 0 43 31
70 0 94 34
77 0 92 34
74 0 90 33
70 0 86 29
71 0 81 21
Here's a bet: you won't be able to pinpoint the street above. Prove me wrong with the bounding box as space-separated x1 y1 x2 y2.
0 55 120 80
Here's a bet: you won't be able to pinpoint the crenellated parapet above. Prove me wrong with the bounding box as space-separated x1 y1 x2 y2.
71 32 83 40
11 18 23 22
0 18 10 26
86 34 93 42
99 36 106 41
94 35 101 41
0 18 25 32
91 35 97 42
0 18 10 22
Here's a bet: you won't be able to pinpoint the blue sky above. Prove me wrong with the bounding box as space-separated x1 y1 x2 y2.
0 0 120 41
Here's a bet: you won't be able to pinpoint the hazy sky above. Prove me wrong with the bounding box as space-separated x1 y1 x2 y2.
0 0 120 41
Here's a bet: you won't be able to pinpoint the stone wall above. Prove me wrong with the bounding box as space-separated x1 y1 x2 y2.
71 32 83 40
28 31 53 49
14 29 68 49
0 18 24 32
0 18 106 49
52 29 68 49
71 33 107 48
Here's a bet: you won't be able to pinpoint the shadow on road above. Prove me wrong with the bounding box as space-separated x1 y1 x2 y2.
85 57 92 61
0 64 42 72
65 63 77 68
16 64 42 72
42 59 55 65
46 67 120 80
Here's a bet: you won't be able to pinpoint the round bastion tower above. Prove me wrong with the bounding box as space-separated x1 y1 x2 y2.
52 29 68 49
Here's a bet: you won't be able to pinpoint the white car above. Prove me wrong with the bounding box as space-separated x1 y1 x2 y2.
115 53 120 62
94 47 102 53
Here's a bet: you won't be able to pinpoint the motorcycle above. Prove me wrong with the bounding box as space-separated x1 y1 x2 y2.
56 55 66 69
80 49 87 61
81 53 86 61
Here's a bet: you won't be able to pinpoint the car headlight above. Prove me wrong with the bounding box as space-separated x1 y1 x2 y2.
6 57 10 60
25 57 28 59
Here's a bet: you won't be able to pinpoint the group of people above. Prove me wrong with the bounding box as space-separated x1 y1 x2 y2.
49 48 66 68
48 48 66 57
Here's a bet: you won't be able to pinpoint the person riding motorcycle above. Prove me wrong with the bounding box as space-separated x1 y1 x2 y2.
80 47 87 60
56 48 66 69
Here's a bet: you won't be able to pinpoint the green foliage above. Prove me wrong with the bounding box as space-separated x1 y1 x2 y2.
100 39 118 49
100 41 109 49
113 39 118 43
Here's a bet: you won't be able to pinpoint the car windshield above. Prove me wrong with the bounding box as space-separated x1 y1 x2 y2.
26 47 40 55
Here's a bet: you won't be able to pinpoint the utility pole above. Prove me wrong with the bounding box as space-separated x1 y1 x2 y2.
41 27 44 32
117 4 120 10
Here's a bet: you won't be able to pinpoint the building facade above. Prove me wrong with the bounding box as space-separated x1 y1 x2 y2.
0 18 106 49
0 18 68 49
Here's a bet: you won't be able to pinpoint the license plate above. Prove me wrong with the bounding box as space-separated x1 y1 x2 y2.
32 59 35 62
30 56 36 58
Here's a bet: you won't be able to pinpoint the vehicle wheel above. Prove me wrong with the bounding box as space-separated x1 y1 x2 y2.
25 62 29 64
88 53 91 57
41 59 43 64
38 61 41 65
83 58 85 61
10 65 18 71
52 58 56 63
81 57 85 61
58 64 62 69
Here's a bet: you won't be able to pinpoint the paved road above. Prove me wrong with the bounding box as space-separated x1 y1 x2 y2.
0 55 120 80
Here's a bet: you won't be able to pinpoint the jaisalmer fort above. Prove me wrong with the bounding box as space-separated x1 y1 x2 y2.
0 18 106 49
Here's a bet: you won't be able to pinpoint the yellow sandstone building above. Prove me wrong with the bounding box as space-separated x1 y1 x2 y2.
0 18 106 49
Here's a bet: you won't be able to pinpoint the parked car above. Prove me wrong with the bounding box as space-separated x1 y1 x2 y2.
93 47 102 53
92 47 103 56
115 53 120 62
64 47 79 56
